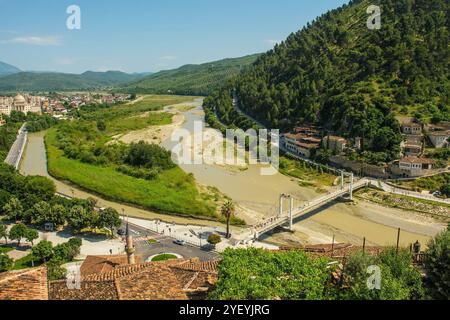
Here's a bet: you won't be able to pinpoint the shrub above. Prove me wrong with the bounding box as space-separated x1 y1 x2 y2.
0 253 13 272
32 240 54 263
424 230 450 300
207 234 222 245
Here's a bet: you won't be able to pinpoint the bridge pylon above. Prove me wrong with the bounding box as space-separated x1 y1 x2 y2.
279 193 294 231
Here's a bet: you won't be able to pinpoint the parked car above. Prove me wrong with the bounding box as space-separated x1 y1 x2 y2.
117 229 125 236
432 191 442 198
173 239 186 246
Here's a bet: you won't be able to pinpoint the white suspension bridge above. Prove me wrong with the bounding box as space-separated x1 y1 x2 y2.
233 172 371 244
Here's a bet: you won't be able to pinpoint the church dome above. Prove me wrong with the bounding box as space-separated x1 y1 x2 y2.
14 94 26 104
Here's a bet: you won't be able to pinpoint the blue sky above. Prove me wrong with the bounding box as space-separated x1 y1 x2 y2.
0 0 348 74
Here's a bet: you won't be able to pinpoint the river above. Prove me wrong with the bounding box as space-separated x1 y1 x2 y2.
20 99 445 247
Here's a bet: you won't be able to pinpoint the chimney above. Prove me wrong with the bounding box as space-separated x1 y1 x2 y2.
125 219 136 265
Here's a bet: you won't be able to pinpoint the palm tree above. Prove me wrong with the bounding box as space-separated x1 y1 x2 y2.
221 201 235 239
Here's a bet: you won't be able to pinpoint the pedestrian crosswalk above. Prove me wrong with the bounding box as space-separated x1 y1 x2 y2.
134 235 166 247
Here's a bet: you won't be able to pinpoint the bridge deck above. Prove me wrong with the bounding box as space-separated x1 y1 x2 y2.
254 180 369 237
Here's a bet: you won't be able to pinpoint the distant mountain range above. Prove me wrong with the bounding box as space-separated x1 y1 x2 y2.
0 54 259 94
0 61 21 76
119 54 261 96
0 69 148 93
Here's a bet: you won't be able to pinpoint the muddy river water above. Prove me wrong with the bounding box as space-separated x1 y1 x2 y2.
20 99 446 247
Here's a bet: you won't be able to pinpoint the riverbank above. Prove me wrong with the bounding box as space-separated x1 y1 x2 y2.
20 101 447 248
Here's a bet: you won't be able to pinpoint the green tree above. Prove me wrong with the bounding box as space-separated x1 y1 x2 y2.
221 201 235 239
424 230 450 300
97 208 121 237
0 253 13 272
8 223 28 247
51 204 67 228
96 120 106 131
31 201 52 226
67 205 90 231
0 223 8 244
2 197 23 222
209 248 329 300
25 228 39 246
207 234 222 246
332 248 424 300
441 184 450 198
25 176 56 202
31 240 53 263
47 258 67 281
53 238 82 262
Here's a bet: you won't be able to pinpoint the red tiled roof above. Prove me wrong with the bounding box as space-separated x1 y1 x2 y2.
49 258 218 300
400 157 436 165
429 130 450 137
80 255 141 276
0 267 48 300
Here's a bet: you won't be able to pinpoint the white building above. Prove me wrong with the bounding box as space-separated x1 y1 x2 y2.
428 131 450 149
0 94 42 116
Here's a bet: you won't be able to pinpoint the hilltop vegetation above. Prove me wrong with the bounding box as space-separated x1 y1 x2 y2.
120 54 261 96
205 0 449 163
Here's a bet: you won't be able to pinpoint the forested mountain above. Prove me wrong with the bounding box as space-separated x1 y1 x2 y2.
0 61 21 76
205 0 449 162
120 54 261 96
0 71 146 93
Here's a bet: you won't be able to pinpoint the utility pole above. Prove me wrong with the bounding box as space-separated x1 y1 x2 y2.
289 195 294 231
396 228 401 254
350 173 354 201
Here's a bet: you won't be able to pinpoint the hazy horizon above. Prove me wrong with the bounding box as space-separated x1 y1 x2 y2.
0 0 348 74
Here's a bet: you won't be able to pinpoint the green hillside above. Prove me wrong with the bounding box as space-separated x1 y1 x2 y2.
120 54 261 96
0 71 146 93
205 0 449 163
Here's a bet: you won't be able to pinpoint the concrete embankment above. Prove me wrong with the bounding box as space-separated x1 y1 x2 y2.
4 123 27 170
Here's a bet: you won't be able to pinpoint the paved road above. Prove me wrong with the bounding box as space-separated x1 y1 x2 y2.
5 124 27 169
121 221 220 262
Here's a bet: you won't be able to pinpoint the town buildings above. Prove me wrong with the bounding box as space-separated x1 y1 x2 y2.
0 94 42 116
323 136 347 153
282 127 322 158
392 157 436 178
428 131 450 149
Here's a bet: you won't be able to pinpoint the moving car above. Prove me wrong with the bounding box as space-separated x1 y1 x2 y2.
173 239 186 246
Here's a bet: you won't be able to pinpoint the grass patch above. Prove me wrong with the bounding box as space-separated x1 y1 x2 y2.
46 128 217 219
356 189 450 220
279 156 336 188
151 254 178 262
12 254 43 270
0 245 14 254
106 112 174 135
392 173 450 193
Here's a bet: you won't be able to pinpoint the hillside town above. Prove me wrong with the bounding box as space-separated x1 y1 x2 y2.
281 120 450 179
0 93 130 122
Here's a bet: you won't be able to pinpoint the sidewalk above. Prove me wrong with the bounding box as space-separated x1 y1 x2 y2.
126 217 278 252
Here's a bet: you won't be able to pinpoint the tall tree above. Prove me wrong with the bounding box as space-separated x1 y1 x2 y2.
221 201 235 239
8 223 28 247
0 223 8 244
2 197 23 222
97 208 121 237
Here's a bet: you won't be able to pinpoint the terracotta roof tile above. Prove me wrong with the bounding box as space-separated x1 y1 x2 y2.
49 258 218 300
0 267 48 300
80 254 142 276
